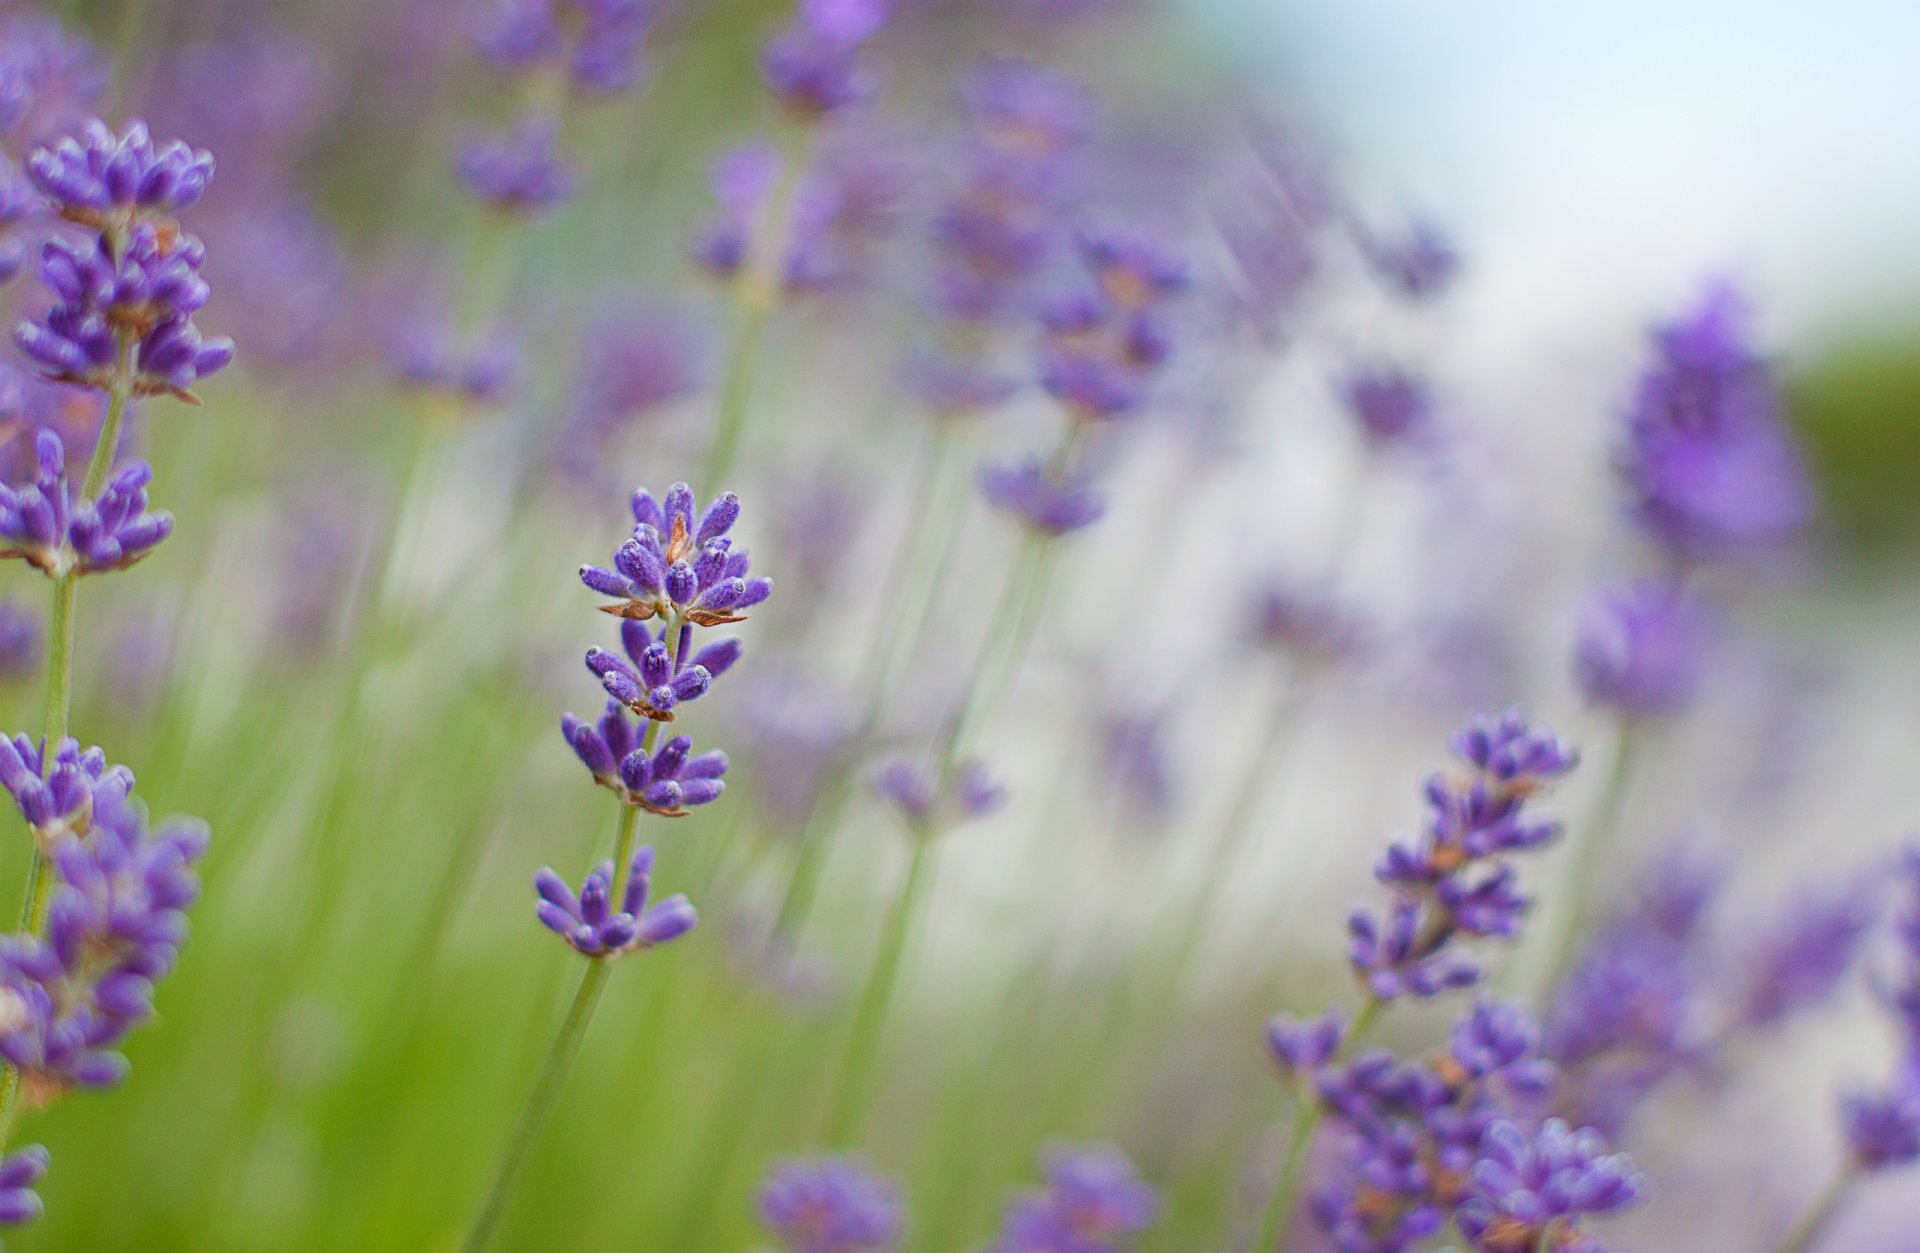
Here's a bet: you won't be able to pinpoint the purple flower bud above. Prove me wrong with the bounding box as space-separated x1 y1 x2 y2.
757 1154 903 1253
1572 579 1708 717
531 845 698 958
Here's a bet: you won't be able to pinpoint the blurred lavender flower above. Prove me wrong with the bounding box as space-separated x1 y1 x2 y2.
1036 226 1184 425
1249 582 1366 667
580 483 772 626
1267 1007 1345 1078
1454 1118 1644 1253
0 601 40 679
988 1145 1157 1253
0 431 172 576
0 806 207 1103
734 668 856 831
1837 848 1920 1173
757 1154 904 1253
1094 709 1176 822
459 118 576 214
0 14 106 147
1841 1090 1920 1172
1351 711 1576 1000
1735 885 1875 1030
0 1145 48 1227
759 0 892 119
872 757 1005 832
0 734 130 843
978 459 1104 535
1354 216 1460 304
533 846 697 958
392 320 518 407
1620 282 1812 563
154 28 338 166
556 303 703 482
1338 362 1433 450
561 708 730 816
473 0 658 93
1571 579 1708 717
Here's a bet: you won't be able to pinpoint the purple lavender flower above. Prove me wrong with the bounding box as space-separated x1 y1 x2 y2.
690 139 894 298
0 600 41 679
532 846 697 958
14 211 234 399
1735 885 1875 1029
0 809 207 1103
959 58 1092 167
1338 363 1433 449
472 0 656 93
580 483 772 626
988 1145 1158 1253
1572 579 1708 717
1832 849 1920 1173
1841 1089 1920 1172
978 459 1104 535
1356 217 1460 304
1036 272 1177 425
1454 1119 1644 1253
757 1155 904 1253
0 431 172 576
0 1145 48 1227
0 734 130 841
1248 583 1366 666
392 321 517 406
0 14 106 146
1447 1000 1554 1096
458 117 576 213
584 618 741 721
1267 1007 1346 1078
561 709 729 816
1619 281 1812 562
23 119 213 230
759 0 891 119
872 757 1005 831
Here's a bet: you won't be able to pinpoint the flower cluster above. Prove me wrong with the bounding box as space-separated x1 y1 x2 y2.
1338 362 1434 450
472 0 656 94
0 740 204 1097
1038 224 1185 426
0 430 172 577
457 118 575 215
1349 711 1576 999
759 0 891 120
986 1145 1158 1253
13 120 232 399
1837 848 1920 1172
871 756 1005 833
1454 1118 1644 1253
756 1155 904 1253
579 484 772 626
391 322 517 408
533 848 697 958
1571 579 1707 717
562 713 730 818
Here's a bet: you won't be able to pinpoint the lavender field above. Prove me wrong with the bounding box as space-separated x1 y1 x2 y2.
0 0 1917 1250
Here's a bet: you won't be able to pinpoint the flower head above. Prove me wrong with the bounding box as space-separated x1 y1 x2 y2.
1339 362 1433 449
584 619 741 722
872 757 1005 832
759 0 890 118
23 119 212 229
1455 1119 1644 1253
580 483 771 626
979 459 1104 536
0 431 172 576
0 1145 49 1228
532 846 697 958
756 1155 904 1253
1572 579 1708 717
561 709 729 816
458 117 575 213
472 0 657 93
989 1145 1158 1253
0 735 131 843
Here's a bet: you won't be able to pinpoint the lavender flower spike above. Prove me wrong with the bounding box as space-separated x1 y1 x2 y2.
1572 579 1708 717
756 1155 904 1253
458 117 576 214
988 1144 1158 1253
580 483 771 625
0 734 130 842
24 119 212 229
0 431 172 576
561 707 730 817
1455 1118 1645 1253
532 846 697 958
582 619 740 722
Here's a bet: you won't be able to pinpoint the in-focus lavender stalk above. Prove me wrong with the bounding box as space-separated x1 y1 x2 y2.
0 115 226 1234
460 482 765 1251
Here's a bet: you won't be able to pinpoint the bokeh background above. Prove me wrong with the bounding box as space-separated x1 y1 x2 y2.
1 0 1918 1249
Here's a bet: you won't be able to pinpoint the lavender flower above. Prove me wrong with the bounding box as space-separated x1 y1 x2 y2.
392 321 517 406
1572 579 1707 717
561 709 729 816
0 735 130 842
0 808 208 1103
756 1155 904 1253
988 1145 1158 1253
759 0 891 119
472 0 656 93
1037 245 1180 425
1454 1119 1644 1253
1267 1007 1346 1078
1735 886 1875 1029
1249 583 1366 666
0 601 40 679
1356 217 1460 304
1835 849 1920 1173
0 14 107 146
532 847 697 958
872 757 1005 831
0 1146 48 1227
584 619 741 721
458 118 576 214
0 159 40 286
978 459 1104 535
959 58 1092 169
1841 1090 1920 1172
0 431 172 576
1620 282 1811 562
22 119 212 229
1339 363 1433 449
579 483 772 626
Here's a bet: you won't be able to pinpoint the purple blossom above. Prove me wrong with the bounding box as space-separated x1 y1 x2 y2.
988 1145 1158 1253
472 0 657 93
1455 1119 1644 1253
1267 1007 1346 1078
1620 281 1812 562
557 303 702 479
560 708 730 816
759 0 890 118
1834 848 1920 1173
1841 1089 1920 1172
0 431 173 576
959 58 1092 167
458 118 576 213
580 483 771 626
23 119 212 228
756 1155 903 1253
1248 583 1366 665
1077 221 1189 312
872 757 1005 831
1037 278 1176 424
532 846 697 958
690 139 900 298
1736 886 1875 1029
1448 710 1577 794
0 735 131 841
1356 217 1460 304
584 618 741 722
0 158 41 286
1572 579 1708 717
0 14 107 146
904 349 1019 419
392 321 517 406
0 1145 48 1227
1339 363 1433 449
978 459 1104 535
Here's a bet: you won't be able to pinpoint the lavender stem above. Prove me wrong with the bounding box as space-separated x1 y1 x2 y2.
1526 714 1642 997
1769 1167 1854 1253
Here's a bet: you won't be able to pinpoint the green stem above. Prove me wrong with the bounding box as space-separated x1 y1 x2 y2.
824 835 936 1146
608 800 642 883
1250 997 1383 1251
1528 715 1642 995
701 128 815 492
458 958 613 1253
1768 1167 1854 1253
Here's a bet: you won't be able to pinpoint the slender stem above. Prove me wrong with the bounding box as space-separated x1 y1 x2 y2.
458 958 613 1253
1768 1166 1854 1253
701 127 815 492
80 380 133 502
1528 715 1642 996
824 835 936 1146
608 800 642 883
1251 997 1384 1251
